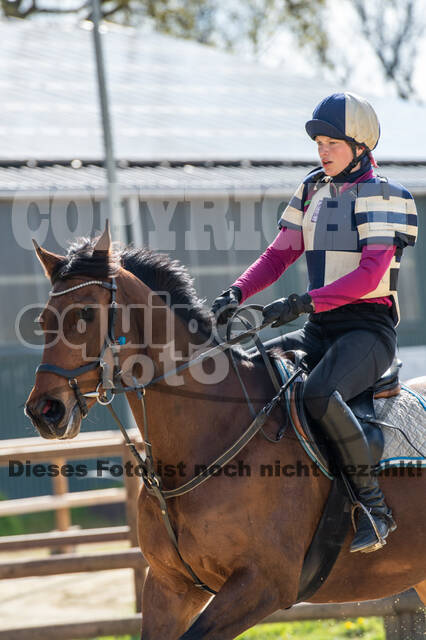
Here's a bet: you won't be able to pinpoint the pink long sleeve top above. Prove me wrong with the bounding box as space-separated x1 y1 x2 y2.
232 226 396 313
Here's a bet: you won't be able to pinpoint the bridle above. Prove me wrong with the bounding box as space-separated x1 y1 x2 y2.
37 278 120 417
36 276 301 595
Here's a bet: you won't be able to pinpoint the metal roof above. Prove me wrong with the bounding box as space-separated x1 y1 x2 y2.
2 20 426 163
1 162 425 197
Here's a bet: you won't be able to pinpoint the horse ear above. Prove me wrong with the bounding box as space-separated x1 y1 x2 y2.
93 219 111 253
32 239 64 279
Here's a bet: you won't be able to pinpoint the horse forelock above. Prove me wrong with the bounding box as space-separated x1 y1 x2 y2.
50 237 118 284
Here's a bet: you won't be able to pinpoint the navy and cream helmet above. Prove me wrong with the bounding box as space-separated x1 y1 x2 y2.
305 92 380 151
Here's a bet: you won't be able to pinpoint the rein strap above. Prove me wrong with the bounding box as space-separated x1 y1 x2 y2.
161 367 301 499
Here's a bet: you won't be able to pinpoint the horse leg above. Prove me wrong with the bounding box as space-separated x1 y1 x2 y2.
141 568 210 640
415 580 426 605
178 566 288 640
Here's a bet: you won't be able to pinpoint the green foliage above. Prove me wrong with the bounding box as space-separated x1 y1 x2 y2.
91 637 139 640
89 618 384 640
135 0 215 43
0 493 55 536
237 617 385 639
0 511 55 536
0 500 125 538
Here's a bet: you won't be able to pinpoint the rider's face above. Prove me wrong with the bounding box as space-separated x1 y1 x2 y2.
316 136 362 177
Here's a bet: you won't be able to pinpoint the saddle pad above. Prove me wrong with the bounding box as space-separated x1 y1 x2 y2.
376 385 426 469
275 357 426 477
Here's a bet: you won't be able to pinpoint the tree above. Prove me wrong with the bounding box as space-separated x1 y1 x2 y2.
351 0 425 100
0 1 212 30
0 0 328 62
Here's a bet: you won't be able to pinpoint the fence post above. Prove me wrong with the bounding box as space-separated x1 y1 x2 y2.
51 457 72 554
383 589 425 639
122 443 146 613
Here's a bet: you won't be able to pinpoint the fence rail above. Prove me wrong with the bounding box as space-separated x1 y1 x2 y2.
0 548 146 579
0 487 127 516
0 428 140 464
0 525 130 551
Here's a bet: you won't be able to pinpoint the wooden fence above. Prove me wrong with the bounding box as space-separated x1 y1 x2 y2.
0 429 147 614
0 431 424 639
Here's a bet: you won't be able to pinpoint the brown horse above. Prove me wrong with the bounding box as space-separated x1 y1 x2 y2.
25 228 426 639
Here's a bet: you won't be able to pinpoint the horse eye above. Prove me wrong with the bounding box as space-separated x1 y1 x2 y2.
80 307 95 322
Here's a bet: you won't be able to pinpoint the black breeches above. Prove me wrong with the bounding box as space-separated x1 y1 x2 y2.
261 304 397 420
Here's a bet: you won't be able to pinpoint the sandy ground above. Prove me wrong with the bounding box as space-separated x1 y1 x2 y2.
0 544 138 634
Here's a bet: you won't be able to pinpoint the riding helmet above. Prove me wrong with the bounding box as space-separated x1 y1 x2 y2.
305 92 380 151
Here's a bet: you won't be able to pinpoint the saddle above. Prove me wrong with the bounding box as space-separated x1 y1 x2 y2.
286 351 402 476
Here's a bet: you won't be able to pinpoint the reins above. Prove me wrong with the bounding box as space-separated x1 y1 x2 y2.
36 276 302 595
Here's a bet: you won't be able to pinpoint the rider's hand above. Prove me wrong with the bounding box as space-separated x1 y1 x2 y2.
262 293 314 328
211 286 242 325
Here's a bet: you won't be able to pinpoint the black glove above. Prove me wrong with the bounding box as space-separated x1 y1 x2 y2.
211 286 242 324
262 293 314 328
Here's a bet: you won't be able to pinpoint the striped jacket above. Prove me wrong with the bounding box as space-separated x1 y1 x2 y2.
278 168 418 323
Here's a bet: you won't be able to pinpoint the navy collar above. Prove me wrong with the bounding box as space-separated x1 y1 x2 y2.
332 154 372 184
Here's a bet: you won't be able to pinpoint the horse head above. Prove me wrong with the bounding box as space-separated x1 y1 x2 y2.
25 222 216 440
25 223 122 439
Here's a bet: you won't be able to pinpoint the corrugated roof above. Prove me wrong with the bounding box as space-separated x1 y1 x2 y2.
1 163 425 196
2 20 426 163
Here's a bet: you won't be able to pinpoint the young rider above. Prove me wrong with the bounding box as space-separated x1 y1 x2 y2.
211 92 418 553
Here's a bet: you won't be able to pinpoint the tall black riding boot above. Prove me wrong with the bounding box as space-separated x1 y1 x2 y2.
319 391 396 553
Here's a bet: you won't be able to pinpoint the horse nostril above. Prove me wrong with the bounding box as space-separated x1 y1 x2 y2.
24 403 36 421
39 398 66 424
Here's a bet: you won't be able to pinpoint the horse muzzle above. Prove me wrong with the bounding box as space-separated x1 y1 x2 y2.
25 396 82 440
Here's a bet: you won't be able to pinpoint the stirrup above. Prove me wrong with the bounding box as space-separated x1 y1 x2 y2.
350 501 387 553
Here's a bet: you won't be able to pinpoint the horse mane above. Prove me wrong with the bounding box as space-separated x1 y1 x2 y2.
51 237 249 360
120 246 214 339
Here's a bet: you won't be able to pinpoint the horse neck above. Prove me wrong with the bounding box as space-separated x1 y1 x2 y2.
120 283 263 484
126 360 263 487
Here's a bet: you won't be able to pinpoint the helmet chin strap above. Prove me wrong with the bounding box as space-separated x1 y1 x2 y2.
332 143 369 182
